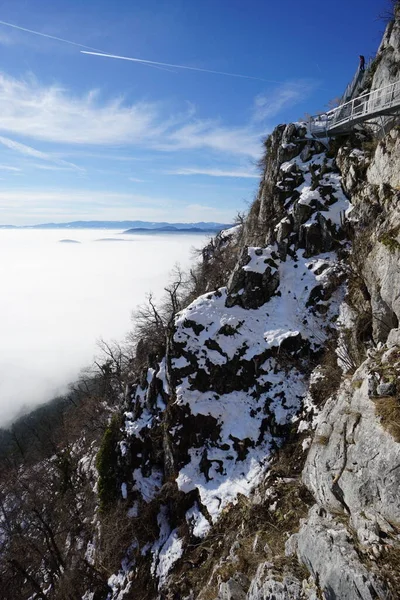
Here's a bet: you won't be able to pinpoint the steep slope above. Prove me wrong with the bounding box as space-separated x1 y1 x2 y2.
290 11 400 598
104 12 400 600
105 123 353 599
1 9 400 600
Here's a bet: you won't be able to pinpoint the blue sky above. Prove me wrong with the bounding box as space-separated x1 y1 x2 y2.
0 0 389 224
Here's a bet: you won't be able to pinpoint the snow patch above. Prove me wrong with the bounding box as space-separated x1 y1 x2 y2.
156 530 183 587
185 502 211 538
243 246 278 274
172 355 190 369
121 482 127 499
132 467 163 502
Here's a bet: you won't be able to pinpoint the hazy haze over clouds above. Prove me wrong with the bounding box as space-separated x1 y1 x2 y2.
0 229 207 426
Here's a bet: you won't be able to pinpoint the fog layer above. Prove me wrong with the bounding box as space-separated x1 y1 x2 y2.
0 229 207 425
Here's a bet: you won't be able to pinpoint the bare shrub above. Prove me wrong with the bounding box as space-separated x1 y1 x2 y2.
96 504 138 576
378 0 399 24
129 264 188 367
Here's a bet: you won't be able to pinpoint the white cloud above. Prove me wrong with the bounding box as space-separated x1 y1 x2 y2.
0 72 315 170
0 72 264 158
167 167 259 178
0 164 21 171
0 73 161 145
159 121 262 158
0 135 82 170
253 80 314 122
30 163 77 171
0 230 206 425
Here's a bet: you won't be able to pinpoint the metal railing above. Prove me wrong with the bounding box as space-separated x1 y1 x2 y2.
340 59 372 104
310 79 400 138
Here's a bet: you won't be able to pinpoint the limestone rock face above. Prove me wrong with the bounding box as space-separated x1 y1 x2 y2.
246 563 317 600
217 576 249 600
293 508 388 600
291 330 400 599
369 6 400 92
111 119 350 597
102 14 400 599
302 371 400 524
335 78 400 345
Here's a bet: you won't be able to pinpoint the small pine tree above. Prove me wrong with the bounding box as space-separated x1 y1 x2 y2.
96 415 121 511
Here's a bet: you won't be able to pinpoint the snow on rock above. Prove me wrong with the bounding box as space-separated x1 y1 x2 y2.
107 572 132 600
132 467 163 503
125 407 153 439
150 506 184 588
185 502 211 538
112 119 350 592
166 125 348 523
156 357 170 394
121 482 127 499
219 224 241 239
85 541 96 565
155 530 183 587
243 246 278 274
170 247 344 520
178 451 270 522
172 355 190 369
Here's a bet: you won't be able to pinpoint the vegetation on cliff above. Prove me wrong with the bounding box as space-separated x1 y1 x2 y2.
1 6 400 599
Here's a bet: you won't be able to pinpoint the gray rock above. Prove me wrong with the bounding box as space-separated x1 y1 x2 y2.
376 382 396 396
386 327 400 348
303 371 400 525
246 562 317 600
218 576 247 600
226 248 280 310
300 142 315 163
296 507 387 600
367 373 377 398
275 217 292 244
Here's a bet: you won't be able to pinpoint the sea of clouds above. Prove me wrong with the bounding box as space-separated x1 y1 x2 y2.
0 229 208 426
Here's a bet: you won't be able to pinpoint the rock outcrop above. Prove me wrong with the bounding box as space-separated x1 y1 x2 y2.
4 11 400 600
105 121 356 598
98 12 400 592
91 12 400 595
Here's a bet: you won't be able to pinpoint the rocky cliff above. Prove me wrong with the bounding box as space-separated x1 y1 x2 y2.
102 12 400 600
1 8 400 600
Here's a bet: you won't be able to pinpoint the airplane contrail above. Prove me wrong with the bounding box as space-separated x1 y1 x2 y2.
0 19 175 73
0 18 274 82
0 19 102 51
81 51 275 82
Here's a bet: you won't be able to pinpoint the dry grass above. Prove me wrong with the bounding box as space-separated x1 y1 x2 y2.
164 426 315 600
308 349 343 408
192 483 312 600
374 396 400 442
314 435 330 446
377 545 400 598
361 518 400 600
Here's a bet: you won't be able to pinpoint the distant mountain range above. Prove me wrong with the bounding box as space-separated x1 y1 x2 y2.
0 220 231 231
122 225 218 234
